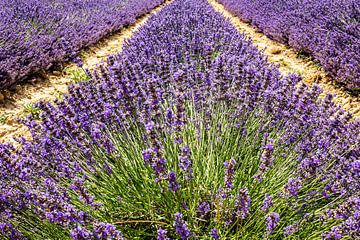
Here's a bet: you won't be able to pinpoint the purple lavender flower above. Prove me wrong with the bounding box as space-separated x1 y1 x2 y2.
253 139 274 182
284 178 303 196
70 226 91 240
197 202 211 218
324 226 342 239
157 228 170 240
174 212 191 239
283 223 299 236
179 146 193 180
93 222 123 239
235 188 251 219
210 228 220 239
261 194 273 212
168 171 180 191
265 212 280 237
224 159 237 190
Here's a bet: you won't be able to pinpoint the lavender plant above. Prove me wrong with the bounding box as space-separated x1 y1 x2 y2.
0 0 164 89
0 0 359 239
216 0 360 91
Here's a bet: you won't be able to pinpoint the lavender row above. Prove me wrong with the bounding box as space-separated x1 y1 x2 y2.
1 0 360 239
0 0 164 89
217 0 360 91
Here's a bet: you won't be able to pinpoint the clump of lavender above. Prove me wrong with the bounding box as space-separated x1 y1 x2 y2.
284 178 303 197
168 171 180 191
197 201 211 219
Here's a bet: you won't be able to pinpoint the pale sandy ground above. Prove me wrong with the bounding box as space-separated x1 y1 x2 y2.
0 0 359 145
0 1 171 145
208 0 360 116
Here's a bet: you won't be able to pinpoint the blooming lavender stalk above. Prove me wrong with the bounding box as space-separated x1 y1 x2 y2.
179 146 193 180
210 228 220 239
157 228 170 240
261 194 273 212
168 171 180 191
253 138 274 182
284 178 303 197
265 212 280 238
224 159 237 191
197 202 211 219
174 213 191 239
235 188 251 219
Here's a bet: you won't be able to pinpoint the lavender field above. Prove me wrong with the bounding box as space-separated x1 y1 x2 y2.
0 0 359 239
0 0 164 89
217 0 360 91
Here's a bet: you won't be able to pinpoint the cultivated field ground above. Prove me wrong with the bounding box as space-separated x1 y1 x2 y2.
0 0 359 239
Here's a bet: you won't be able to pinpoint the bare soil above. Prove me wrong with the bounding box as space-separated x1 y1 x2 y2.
208 0 360 117
0 1 172 145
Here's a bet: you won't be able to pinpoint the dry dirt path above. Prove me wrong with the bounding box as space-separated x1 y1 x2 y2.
0 1 172 145
208 0 360 118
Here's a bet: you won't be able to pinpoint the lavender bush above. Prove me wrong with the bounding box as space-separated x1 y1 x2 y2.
0 0 164 89
216 0 360 91
1 0 359 239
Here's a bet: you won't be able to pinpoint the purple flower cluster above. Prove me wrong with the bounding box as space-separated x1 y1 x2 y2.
224 159 237 190
253 136 274 182
157 228 170 240
0 0 164 89
261 194 273 212
217 0 360 90
0 0 359 238
210 228 220 239
174 213 191 239
235 188 251 220
179 146 193 180
265 212 280 237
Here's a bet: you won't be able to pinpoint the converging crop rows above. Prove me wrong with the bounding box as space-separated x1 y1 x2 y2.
0 0 359 239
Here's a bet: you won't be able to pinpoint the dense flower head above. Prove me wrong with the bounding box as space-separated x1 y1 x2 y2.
265 212 280 237
235 188 251 219
157 228 170 240
224 159 237 190
210 228 220 239
0 0 359 239
261 194 273 212
174 213 191 239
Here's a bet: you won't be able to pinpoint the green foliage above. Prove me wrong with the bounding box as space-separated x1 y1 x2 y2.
0 114 8 124
22 103 41 119
67 68 91 84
